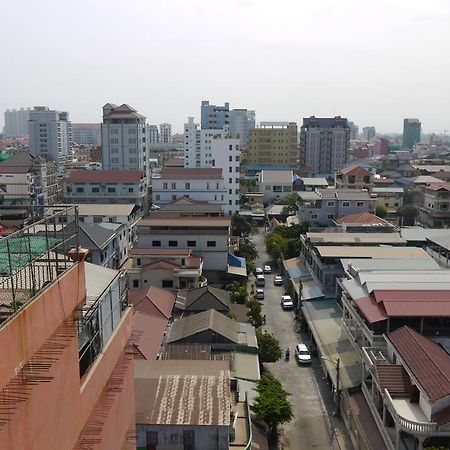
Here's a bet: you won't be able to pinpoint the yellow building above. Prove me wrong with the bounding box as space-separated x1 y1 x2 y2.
247 122 297 166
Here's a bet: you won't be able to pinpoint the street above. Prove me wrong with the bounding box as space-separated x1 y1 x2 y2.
250 228 353 450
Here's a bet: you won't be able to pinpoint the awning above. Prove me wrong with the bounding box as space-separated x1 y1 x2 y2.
228 265 247 277
301 280 324 301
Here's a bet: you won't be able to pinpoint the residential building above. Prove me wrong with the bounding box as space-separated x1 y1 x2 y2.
0 209 135 449
403 119 421 150
348 121 359 140
152 168 233 213
176 286 231 316
297 188 375 226
71 123 101 145
229 108 256 147
300 116 350 174
257 169 293 203
361 326 450 450
362 126 376 141
336 165 373 190
294 177 329 191
184 117 201 167
28 106 72 168
418 182 450 228
127 247 205 290
146 124 159 144
333 211 397 233
159 123 172 143
135 214 231 271
101 103 147 175
3 107 31 138
372 137 390 156
373 187 404 218
64 169 148 210
201 100 230 130
158 197 223 216
248 122 298 166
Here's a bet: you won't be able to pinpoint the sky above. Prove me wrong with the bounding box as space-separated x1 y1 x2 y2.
1 0 450 134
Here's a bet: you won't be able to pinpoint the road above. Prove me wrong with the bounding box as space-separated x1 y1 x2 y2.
250 228 353 450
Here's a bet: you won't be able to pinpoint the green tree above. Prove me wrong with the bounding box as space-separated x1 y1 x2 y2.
232 286 247 304
251 375 294 438
279 193 300 216
256 329 282 363
375 204 388 218
398 205 417 226
237 240 258 261
247 299 266 328
231 213 253 237
265 233 289 260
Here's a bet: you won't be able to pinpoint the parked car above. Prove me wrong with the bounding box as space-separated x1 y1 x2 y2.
264 265 271 274
256 274 265 287
295 344 312 365
255 267 263 275
274 275 283 286
281 295 293 310
256 289 265 300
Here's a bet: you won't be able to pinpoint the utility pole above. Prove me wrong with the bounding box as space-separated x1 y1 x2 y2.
334 358 341 417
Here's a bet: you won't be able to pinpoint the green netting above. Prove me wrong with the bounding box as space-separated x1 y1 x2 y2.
0 153 13 161
0 236 62 274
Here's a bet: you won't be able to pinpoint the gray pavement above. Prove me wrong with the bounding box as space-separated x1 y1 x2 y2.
250 227 353 450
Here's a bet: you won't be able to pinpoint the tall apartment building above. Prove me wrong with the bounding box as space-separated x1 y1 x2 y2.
300 116 350 175
229 109 255 147
372 137 389 156
101 103 147 175
3 107 31 138
146 124 159 143
362 126 376 141
201 101 230 130
403 118 421 150
71 123 101 145
348 121 359 140
184 117 201 167
247 122 298 167
28 106 72 168
159 123 172 143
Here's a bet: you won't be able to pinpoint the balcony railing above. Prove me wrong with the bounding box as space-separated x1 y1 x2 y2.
384 389 438 435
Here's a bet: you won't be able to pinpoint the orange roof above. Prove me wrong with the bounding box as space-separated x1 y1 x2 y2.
67 170 144 183
160 167 223 179
424 183 450 192
335 211 389 225
132 312 168 360
129 286 176 319
339 165 372 176
142 260 180 270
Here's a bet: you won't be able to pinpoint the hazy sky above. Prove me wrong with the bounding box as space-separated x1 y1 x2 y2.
1 0 450 133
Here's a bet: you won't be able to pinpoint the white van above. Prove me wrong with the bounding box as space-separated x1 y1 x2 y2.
256 274 265 287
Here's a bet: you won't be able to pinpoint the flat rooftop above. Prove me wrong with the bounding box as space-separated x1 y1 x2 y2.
316 246 430 259
307 232 405 245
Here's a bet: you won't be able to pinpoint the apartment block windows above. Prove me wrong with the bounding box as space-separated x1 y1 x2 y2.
327 201 335 207
187 240 196 247
163 182 168 190
342 201 350 207
229 156 233 162
171 182 176 189
206 182 210 190
207 241 216 247
168 240 178 247
152 240 161 247
229 167 232 173
110 138 119 144
229 144 233 150
356 201 364 207
185 182 190 190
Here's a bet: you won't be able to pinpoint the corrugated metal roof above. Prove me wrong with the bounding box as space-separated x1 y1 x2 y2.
67 169 144 183
354 296 388 323
340 258 441 272
307 232 404 244
375 365 411 397
138 216 231 227
260 170 293 183
400 227 450 242
316 246 429 259
132 312 168 360
77 203 137 217
84 262 120 304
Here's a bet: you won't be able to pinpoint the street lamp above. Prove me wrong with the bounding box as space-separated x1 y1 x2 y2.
321 356 341 417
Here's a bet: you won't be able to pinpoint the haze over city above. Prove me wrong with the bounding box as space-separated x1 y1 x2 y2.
1 0 450 133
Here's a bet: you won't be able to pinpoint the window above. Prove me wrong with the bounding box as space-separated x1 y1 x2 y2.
356 201 364 207
235 155 240 161
311 214 319 220
265 185 271 191
76 187 84 193
187 240 196 247
162 280 174 288
342 201 350 207
229 167 232 172
92 187 100 193
273 186 282 192
163 182 168 190
172 195 177 201
327 214 334 219
385 202 389 207
132 279 140 288
327 201 335 207
136 258 141 266
169 240 177 247
283 186 292 192
171 182 176 189
228 178 232 184
207 241 216 247
229 144 233 150
206 182 210 189
128 128 136 135
128 138 137 144
110 138 119 144
108 187 116 193
155 194 160 201
235 167 239 172
129 157 137 164
229 156 233 162
185 182 190 189
348 176 355 184
152 240 161 247
111 148 119 154
111 157 119 163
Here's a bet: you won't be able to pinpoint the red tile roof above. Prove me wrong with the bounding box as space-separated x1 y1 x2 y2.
142 260 180 270
374 365 411 397
129 286 176 319
354 295 388 324
132 312 168 360
339 165 372 176
335 211 389 225
387 326 450 402
67 169 145 183
160 167 223 179
424 183 450 192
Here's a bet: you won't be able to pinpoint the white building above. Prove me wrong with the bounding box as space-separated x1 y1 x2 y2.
159 123 172 143
101 103 148 176
3 108 31 138
28 106 72 168
184 117 201 168
146 124 159 144
258 170 294 203
71 123 101 145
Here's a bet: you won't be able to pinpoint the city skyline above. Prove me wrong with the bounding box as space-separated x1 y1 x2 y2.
1 0 450 133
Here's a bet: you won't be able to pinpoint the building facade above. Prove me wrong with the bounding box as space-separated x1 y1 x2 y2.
159 123 172 143
146 124 160 144
3 107 31 138
71 123 101 145
373 137 390 156
403 119 421 150
201 101 230 130
28 106 72 168
229 108 255 147
184 117 201 168
101 103 147 175
248 122 298 166
362 126 376 141
300 116 350 175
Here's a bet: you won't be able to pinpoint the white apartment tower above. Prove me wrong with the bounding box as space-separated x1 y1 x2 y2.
28 106 72 168
159 123 172 143
3 108 31 138
101 103 147 175
184 117 201 167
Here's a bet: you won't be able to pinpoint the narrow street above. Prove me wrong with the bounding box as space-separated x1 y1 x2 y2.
250 228 353 450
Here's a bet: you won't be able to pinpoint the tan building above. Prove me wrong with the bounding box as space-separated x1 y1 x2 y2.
247 122 297 166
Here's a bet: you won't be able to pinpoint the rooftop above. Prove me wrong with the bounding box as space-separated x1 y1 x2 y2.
334 211 393 226
409 175 444 184
0 151 34 174
338 165 372 177
102 103 145 119
160 197 223 214
160 167 223 179
67 169 145 184
297 177 329 186
130 247 192 257
259 170 293 183
79 222 115 250
302 116 348 128
307 232 405 245
138 215 231 228
76 203 138 217
316 246 429 259
132 311 168 360
299 188 372 202
128 286 176 320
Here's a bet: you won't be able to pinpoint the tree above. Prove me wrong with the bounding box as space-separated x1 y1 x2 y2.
256 329 282 363
237 240 258 261
265 233 289 260
398 205 417 226
231 213 253 237
375 204 388 218
251 374 294 438
232 286 247 304
279 193 300 216
247 299 266 328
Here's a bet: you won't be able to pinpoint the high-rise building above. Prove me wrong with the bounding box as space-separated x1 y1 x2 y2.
201 101 230 130
348 121 359 140
300 116 350 174
248 122 298 167
3 107 31 138
101 103 147 174
146 124 160 143
184 117 201 167
363 126 376 141
159 123 172 143
372 137 389 156
403 118 421 150
28 106 72 168
229 109 255 147
71 123 101 145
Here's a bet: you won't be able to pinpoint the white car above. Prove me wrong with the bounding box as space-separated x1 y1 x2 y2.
295 344 312 365
263 265 271 274
274 275 283 286
256 289 265 300
255 267 263 275
281 295 294 310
